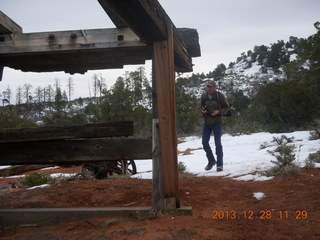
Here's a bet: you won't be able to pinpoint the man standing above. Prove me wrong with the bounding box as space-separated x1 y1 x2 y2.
201 81 230 171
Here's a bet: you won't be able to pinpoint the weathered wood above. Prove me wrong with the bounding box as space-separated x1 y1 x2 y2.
0 121 133 143
0 207 192 225
0 65 3 81
0 138 152 165
98 0 195 72
0 165 54 177
0 28 152 74
177 28 201 58
152 59 163 210
0 11 22 34
153 25 180 208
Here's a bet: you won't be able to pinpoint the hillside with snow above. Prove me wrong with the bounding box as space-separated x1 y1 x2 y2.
185 36 304 99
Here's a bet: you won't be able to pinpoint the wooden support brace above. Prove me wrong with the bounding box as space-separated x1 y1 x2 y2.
0 11 22 34
152 24 180 209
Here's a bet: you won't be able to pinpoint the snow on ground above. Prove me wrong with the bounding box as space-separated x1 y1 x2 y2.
253 192 265 200
133 131 319 181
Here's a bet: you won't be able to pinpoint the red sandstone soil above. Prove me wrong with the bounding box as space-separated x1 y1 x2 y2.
0 168 319 240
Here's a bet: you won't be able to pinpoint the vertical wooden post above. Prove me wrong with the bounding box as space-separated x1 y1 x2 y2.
0 66 3 81
152 24 180 210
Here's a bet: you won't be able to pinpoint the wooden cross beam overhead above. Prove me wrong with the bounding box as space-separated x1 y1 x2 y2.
0 0 201 220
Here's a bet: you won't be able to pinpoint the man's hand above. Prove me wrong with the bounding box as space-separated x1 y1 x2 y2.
210 110 220 116
201 109 208 114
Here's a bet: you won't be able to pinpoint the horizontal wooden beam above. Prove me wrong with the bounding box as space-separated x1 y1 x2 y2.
98 0 197 72
0 10 22 34
0 121 134 143
0 137 152 165
0 207 192 225
98 0 168 43
177 28 201 58
0 28 152 74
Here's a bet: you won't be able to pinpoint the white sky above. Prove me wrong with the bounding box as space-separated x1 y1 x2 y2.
0 0 319 100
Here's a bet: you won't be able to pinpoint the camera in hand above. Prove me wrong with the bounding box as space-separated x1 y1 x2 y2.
201 105 212 116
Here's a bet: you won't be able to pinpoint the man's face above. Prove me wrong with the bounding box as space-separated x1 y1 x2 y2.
207 86 216 95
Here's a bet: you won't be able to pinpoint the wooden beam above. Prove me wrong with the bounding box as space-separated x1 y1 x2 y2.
0 138 152 165
98 0 168 43
177 28 201 58
0 11 22 34
0 28 152 74
152 25 180 208
0 121 134 143
98 0 195 72
0 207 192 225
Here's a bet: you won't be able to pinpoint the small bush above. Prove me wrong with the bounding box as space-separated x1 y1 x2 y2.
309 128 320 140
21 173 51 188
307 151 320 163
267 144 296 168
178 161 187 173
264 164 300 177
263 135 300 177
304 158 316 169
272 135 295 145
259 142 272 150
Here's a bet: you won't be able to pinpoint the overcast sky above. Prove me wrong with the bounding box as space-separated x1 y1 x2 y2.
1 0 319 100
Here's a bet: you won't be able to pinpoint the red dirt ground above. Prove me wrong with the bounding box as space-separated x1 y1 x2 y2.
0 168 319 240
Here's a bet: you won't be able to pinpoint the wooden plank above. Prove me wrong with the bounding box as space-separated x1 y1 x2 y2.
0 11 22 34
0 28 152 74
0 121 134 143
0 138 152 165
153 25 180 208
0 207 192 225
0 28 142 54
98 0 195 72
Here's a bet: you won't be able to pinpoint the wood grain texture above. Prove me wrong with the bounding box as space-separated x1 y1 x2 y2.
0 121 134 143
0 138 152 165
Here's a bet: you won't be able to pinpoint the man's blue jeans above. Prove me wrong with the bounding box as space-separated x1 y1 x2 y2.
202 122 223 166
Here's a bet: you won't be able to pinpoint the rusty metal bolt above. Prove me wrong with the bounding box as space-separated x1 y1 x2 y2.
48 34 55 40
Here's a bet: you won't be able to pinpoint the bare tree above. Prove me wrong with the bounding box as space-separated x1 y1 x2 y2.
2 85 12 105
66 77 74 102
92 74 99 99
16 85 23 105
34 86 43 104
23 83 32 103
97 74 106 98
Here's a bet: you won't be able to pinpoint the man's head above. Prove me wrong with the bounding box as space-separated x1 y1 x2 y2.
206 81 217 95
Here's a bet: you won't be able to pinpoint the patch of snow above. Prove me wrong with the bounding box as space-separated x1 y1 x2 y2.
253 192 265 200
0 174 26 179
233 174 274 181
0 166 11 170
41 166 60 171
50 173 76 178
290 53 298 61
27 184 50 190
